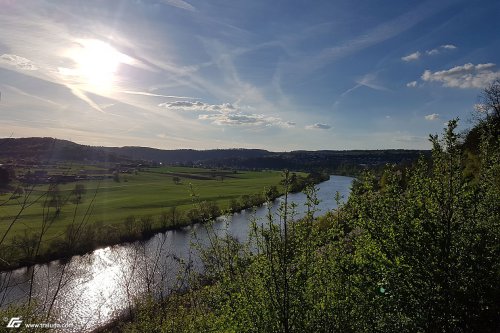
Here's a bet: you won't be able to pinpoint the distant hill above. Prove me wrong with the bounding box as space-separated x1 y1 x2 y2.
0 137 272 164
102 146 271 164
0 137 127 163
0 137 430 172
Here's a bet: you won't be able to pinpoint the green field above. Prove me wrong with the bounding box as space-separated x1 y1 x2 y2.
0 165 290 267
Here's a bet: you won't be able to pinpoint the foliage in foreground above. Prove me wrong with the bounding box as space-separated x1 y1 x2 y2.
118 120 500 333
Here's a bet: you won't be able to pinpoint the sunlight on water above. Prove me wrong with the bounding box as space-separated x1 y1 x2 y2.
53 248 134 331
83 248 125 321
35 246 147 332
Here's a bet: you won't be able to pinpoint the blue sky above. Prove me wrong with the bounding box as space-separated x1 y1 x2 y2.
0 0 499 150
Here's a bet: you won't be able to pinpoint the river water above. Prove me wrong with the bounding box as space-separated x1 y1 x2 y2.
0 175 353 332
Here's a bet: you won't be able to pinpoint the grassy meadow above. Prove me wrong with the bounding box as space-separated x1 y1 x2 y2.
0 164 290 267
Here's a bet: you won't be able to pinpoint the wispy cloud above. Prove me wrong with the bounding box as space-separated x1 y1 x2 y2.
356 73 390 91
0 54 38 70
160 0 196 11
0 8 165 117
421 63 500 88
68 87 105 113
122 90 199 99
298 0 455 72
339 72 390 100
424 113 439 120
1 84 62 107
402 51 421 62
305 123 331 130
406 44 457 59
0 0 491 151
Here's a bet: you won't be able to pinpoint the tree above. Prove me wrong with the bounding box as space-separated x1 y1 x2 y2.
465 80 500 157
140 216 153 236
45 184 63 211
169 205 179 226
478 79 500 121
113 171 120 182
0 166 11 188
72 183 86 204
264 185 280 200
469 79 500 145
229 198 242 213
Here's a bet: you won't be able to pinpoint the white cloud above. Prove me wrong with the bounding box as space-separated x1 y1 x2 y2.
162 100 203 108
406 44 457 61
199 112 292 128
159 101 236 112
421 63 500 89
402 51 421 62
426 49 440 55
161 0 195 11
406 81 418 88
162 99 294 128
0 54 38 70
425 44 457 56
305 123 331 130
424 113 439 120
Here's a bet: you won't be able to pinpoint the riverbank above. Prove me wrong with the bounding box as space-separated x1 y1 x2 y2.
99 180 352 332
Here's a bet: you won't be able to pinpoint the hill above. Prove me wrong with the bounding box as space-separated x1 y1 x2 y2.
0 137 429 172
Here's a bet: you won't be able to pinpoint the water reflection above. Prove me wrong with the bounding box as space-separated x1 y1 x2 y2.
0 175 352 332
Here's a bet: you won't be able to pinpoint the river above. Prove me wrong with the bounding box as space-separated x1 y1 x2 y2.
0 175 353 332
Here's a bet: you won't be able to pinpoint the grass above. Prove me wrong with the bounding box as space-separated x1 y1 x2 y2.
0 165 290 267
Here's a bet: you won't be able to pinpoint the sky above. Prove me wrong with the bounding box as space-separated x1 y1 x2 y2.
0 0 499 151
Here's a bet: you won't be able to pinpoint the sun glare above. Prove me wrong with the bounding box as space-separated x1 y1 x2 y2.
60 39 131 92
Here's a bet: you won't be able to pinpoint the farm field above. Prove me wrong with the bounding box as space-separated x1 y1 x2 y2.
0 164 291 265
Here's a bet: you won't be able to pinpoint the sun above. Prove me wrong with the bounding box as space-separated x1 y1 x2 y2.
60 39 131 92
